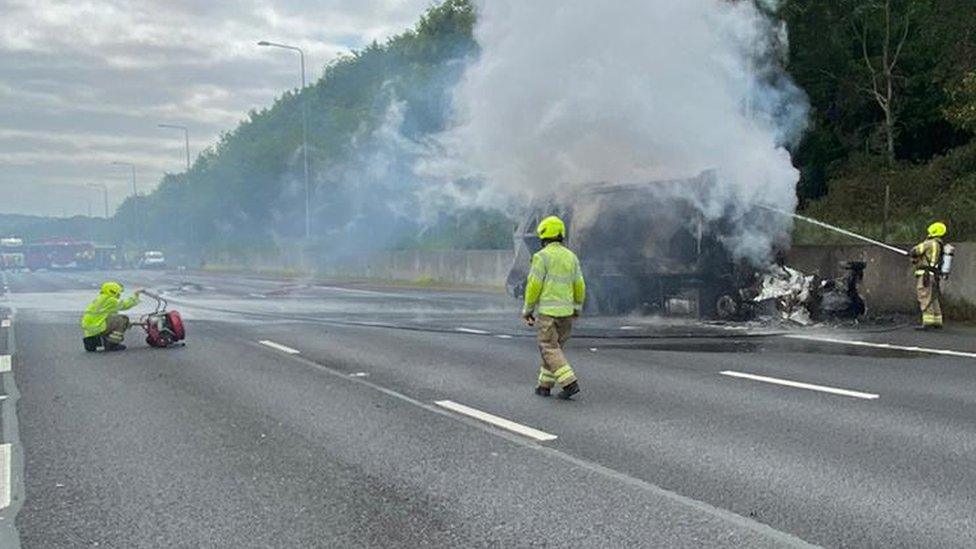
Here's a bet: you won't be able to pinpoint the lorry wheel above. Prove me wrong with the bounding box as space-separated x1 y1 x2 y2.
716 295 738 320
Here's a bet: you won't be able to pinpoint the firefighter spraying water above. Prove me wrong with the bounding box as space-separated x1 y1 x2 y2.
759 205 956 328
910 223 954 330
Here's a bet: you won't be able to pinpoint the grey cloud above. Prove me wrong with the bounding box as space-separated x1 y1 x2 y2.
0 0 432 216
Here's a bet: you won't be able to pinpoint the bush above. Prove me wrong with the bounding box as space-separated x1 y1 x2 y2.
798 141 976 243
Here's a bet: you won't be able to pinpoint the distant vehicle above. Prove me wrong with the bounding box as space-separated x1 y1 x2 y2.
26 240 96 271
93 245 122 270
139 250 167 269
1 237 26 271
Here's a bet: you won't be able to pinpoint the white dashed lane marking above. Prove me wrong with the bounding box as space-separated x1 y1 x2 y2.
0 356 9 373
0 319 9 328
0 444 10 510
258 340 300 354
455 327 490 335
720 370 879 400
434 400 558 442
784 334 976 359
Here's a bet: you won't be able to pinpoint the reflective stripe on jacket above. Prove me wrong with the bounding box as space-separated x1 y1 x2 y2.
80 293 139 337
911 238 943 277
523 242 585 317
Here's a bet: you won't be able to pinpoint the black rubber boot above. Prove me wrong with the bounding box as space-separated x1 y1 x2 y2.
535 386 551 397
557 381 580 400
82 336 101 352
104 342 127 352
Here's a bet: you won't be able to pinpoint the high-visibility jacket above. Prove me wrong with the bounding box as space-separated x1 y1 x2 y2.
81 293 139 337
523 242 585 317
911 237 943 277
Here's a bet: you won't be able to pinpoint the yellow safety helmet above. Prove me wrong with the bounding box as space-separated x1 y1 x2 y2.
536 216 566 240
100 281 123 298
927 221 947 238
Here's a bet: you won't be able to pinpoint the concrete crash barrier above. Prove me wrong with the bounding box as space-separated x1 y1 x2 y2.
213 243 976 317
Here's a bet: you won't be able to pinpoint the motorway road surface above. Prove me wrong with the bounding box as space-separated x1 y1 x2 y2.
1 269 975 547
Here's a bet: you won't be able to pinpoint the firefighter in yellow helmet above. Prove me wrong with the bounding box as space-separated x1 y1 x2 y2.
909 222 947 330
522 216 585 399
81 281 142 351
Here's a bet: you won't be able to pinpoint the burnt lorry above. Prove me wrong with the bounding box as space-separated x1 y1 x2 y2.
506 172 749 317
505 172 867 320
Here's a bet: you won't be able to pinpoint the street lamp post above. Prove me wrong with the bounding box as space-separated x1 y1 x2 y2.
112 161 138 196
87 183 109 218
112 161 139 244
157 124 191 171
158 123 196 265
258 40 310 240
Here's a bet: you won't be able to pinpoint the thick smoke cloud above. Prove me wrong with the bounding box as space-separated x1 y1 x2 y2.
430 0 809 262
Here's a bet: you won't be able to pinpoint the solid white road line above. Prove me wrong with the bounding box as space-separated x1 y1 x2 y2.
258 340 300 354
455 327 490 335
434 400 558 442
0 319 9 328
720 370 879 400
0 356 9 373
0 443 10 509
785 334 976 359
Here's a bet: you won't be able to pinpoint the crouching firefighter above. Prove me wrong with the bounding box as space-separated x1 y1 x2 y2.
910 222 948 330
522 216 585 400
81 282 142 351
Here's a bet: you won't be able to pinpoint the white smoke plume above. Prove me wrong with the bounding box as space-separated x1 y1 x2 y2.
427 0 809 262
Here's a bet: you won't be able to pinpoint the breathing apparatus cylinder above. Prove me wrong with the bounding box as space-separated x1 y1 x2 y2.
941 243 955 276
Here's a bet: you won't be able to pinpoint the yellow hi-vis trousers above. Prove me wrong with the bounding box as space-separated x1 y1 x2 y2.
536 315 578 389
916 274 943 327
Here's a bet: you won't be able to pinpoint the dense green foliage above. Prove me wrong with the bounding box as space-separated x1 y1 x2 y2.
783 0 976 242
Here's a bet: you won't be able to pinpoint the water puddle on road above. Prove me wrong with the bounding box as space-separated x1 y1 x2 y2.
596 337 927 359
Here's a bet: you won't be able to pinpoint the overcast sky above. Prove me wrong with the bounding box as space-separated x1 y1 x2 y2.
0 0 433 217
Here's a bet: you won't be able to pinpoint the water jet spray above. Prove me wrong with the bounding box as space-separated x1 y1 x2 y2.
757 204 909 256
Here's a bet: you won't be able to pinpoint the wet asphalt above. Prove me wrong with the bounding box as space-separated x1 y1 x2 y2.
1 269 976 547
